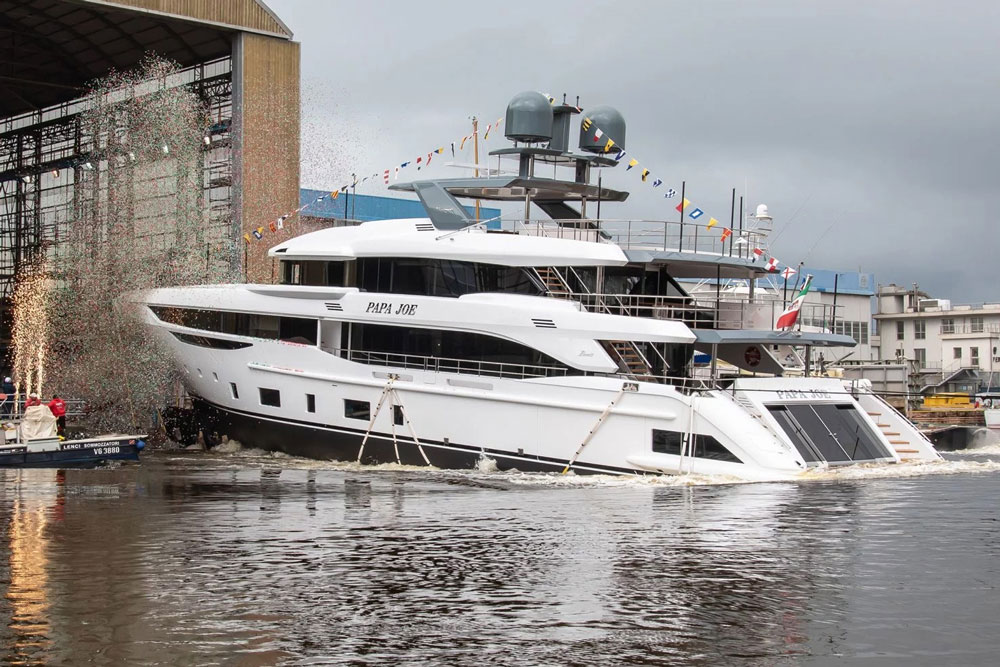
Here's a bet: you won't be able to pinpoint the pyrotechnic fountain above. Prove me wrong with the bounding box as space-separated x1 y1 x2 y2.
11 258 51 404
11 56 239 432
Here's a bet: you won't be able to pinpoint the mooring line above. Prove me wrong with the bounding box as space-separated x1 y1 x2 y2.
389 388 431 466
561 382 635 474
356 375 396 463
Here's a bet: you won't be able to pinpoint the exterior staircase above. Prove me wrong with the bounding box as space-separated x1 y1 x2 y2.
605 340 654 380
534 267 657 382
852 390 939 460
533 267 570 296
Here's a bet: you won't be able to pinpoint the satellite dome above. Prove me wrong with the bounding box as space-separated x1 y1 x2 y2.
755 204 771 220
504 91 553 143
579 105 626 154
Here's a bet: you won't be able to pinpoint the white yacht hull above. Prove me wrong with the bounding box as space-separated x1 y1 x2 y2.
148 319 939 481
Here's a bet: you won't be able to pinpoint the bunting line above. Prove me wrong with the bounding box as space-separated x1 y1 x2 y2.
581 114 783 272
244 118 504 245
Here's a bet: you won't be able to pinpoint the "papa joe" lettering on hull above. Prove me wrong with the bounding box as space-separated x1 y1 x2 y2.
366 302 418 316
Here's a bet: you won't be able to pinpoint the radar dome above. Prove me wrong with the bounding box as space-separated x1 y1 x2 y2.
504 91 553 143
579 105 626 153
755 204 771 220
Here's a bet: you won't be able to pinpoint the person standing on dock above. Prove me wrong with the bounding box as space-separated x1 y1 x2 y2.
48 395 67 438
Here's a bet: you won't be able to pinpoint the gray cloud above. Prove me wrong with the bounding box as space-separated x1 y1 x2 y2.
268 0 1000 302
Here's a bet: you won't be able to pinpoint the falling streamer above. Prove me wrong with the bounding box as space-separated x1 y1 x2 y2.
11 56 241 432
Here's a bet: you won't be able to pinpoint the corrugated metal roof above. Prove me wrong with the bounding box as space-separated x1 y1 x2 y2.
94 0 292 39
0 0 293 117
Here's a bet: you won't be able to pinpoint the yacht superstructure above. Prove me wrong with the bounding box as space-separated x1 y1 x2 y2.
140 92 939 479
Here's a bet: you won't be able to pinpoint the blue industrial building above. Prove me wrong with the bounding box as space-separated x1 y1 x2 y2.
777 268 875 297
300 189 501 227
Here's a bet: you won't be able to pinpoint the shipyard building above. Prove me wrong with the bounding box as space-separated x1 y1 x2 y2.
0 0 301 354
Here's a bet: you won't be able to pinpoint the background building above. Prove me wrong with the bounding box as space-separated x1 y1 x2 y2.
875 284 1000 393
298 189 501 226
0 0 301 354
793 268 876 362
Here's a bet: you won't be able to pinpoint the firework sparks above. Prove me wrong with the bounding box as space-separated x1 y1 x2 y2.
9 56 240 432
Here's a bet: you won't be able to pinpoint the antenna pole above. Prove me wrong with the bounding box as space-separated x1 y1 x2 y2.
729 188 735 258
596 173 602 223
472 116 481 221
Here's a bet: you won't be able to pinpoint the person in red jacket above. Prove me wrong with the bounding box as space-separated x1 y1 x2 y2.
24 392 42 408
48 394 67 437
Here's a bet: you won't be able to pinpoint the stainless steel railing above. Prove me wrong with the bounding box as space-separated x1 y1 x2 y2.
339 349 571 380
505 218 770 261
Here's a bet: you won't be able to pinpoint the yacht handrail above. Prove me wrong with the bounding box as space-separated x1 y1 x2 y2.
560 291 843 331
339 349 571 380
504 218 770 260
336 348 727 393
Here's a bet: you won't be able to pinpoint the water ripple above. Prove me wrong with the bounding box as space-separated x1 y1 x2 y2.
1 453 999 664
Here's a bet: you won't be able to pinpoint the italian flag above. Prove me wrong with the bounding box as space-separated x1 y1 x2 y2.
776 274 813 330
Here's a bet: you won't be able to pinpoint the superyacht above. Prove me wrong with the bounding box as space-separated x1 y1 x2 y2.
140 92 939 480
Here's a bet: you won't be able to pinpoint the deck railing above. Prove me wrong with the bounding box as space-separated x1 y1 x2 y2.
339 349 571 380
562 291 842 332
505 218 770 261
336 348 731 392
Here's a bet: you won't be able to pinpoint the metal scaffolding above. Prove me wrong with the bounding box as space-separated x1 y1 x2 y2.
0 56 235 350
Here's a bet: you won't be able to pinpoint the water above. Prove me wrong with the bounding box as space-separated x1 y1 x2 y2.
3 451 1000 665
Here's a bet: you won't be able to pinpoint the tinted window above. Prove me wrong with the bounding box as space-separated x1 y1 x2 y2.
171 332 252 350
355 258 541 297
230 383 239 399
348 322 567 375
152 307 316 345
259 388 281 407
652 429 741 463
279 317 317 345
306 394 316 413
653 429 682 454
345 399 370 420
393 405 405 426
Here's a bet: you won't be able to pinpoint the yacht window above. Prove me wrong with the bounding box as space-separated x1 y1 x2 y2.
250 315 280 339
346 322 568 375
327 261 351 287
393 405 405 426
345 399 370 420
151 307 317 344
306 394 316 413
170 332 253 350
355 258 541 297
652 429 741 463
279 317 318 345
282 260 345 286
259 388 281 407
230 383 239 399
282 261 303 285
652 429 682 454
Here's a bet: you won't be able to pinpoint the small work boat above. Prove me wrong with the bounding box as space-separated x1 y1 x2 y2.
0 405 145 468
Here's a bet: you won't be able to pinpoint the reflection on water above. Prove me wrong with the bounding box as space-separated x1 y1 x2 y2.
1 452 1000 664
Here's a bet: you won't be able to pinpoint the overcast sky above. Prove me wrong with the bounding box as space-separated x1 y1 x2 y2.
266 0 1000 301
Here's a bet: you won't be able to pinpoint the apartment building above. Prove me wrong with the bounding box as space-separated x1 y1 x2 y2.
874 284 1000 390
